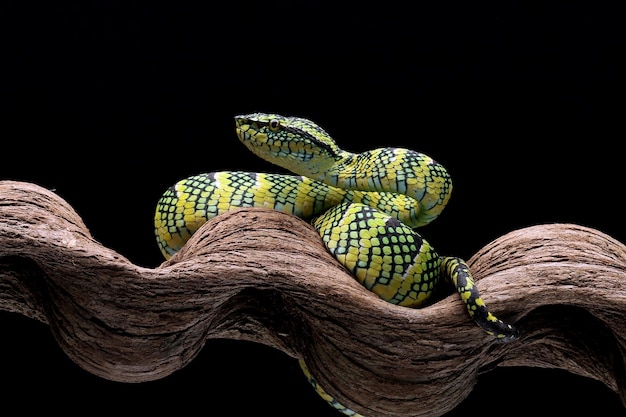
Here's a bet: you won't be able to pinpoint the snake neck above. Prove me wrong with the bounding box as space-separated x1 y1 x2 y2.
316 148 453 227
234 113 453 227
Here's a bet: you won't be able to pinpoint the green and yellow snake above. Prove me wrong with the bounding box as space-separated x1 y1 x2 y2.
154 113 519 416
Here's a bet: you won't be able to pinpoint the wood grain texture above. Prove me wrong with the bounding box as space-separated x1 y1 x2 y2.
1 179 625 416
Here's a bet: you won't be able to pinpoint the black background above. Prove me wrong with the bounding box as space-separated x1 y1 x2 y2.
1 1 625 415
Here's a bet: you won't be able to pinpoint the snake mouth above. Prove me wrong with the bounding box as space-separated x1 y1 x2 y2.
235 126 247 140
235 115 264 144
235 114 264 131
235 118 255 144
236 125 269 147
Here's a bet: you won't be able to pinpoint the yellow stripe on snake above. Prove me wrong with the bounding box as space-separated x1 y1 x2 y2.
154 113 520 416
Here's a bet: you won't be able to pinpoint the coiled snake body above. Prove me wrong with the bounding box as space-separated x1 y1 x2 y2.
154 113 519 416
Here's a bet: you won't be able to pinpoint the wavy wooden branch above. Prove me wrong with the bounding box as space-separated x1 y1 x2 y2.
1 179 625 416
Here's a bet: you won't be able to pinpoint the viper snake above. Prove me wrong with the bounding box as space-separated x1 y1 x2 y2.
154 113 519 416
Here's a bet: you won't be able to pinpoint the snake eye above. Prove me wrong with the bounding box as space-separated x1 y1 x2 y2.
268 119 281 132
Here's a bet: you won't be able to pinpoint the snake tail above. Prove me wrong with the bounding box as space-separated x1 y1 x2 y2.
299 359 365 417
441 256 520 342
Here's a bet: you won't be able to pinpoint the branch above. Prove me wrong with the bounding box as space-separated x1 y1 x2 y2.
1 180 625 416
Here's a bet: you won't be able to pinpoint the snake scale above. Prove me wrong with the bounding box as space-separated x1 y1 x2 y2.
154 113 520 416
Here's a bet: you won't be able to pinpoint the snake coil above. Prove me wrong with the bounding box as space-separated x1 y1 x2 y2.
154 113 520 416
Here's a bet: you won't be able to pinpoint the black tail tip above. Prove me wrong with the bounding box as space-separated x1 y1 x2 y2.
489 323 521 343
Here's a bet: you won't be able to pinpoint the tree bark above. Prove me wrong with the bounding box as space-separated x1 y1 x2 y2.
1 179 625 416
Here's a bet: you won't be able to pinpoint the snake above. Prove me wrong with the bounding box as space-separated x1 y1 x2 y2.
154 112 520 416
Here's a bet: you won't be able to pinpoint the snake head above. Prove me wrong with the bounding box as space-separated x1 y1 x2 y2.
235 113 341 178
